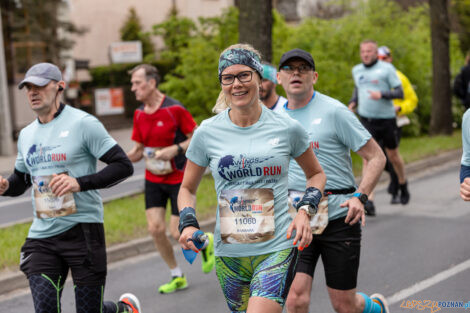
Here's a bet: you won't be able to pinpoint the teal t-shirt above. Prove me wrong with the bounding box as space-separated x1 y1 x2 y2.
186 105 310 257
280 92 371 220
462 109 470 166
15 105 117 238
352 60 402 119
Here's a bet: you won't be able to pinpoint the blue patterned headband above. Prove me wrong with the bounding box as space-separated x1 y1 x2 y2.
218 48 263 78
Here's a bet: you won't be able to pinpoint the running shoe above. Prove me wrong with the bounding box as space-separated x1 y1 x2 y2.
400 181 410 205
390 193 400 204
158 275 188 294
201 232 215 273
119 293 142 313
370 293 390 313
364 200 376 217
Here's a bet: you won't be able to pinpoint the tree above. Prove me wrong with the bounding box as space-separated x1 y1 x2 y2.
429 0 453 135
236 0 272 62
120 7 155 59
451 0 470 54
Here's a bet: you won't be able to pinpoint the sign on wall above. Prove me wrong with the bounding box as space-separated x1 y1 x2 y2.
109 41 143 64
94 88 125 116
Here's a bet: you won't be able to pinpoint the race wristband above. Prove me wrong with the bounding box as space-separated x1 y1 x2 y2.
178 206 200 234
296 187 322 211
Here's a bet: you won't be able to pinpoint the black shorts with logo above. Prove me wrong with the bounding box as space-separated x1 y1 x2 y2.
295 217 361 290
359 116 399 149
20 223 107 286
144 180 181 215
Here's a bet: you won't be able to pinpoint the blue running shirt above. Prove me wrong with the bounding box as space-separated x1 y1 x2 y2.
186 105 310 257
15 106 117 238
462 109 470 166
281 92 371 220
352 60 402 119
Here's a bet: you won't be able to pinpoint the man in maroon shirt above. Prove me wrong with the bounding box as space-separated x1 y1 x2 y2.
127 64 214 294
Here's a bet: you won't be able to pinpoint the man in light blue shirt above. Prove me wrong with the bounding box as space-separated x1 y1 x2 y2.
460 109 470 200
349 39 409 216
0 63 141 313
277 48 388 313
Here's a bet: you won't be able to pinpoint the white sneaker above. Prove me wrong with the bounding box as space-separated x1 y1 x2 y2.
370 293 389 313
119 293 142 313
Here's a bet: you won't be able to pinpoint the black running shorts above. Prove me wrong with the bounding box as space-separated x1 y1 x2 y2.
144 180 181 215
359 116 399 149
19 223 107 286
295 217 361 290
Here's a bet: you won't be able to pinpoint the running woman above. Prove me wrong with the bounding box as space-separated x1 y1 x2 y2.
0 63 141 313
177 44 326 313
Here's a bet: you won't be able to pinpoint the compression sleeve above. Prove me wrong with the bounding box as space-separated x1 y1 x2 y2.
3 168 32 196
381 86 404 100
76 144 133 192
349 87 358 104
460 164 470 183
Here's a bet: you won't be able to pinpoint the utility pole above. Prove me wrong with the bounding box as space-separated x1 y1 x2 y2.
0 7 14 155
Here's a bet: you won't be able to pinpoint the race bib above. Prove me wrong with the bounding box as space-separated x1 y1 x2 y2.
218 188 275 244
33 174 77 219
144 147 173 175
288 190 329 235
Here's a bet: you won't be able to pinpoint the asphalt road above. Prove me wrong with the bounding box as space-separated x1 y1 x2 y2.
1 163 469 312
0 160 146 228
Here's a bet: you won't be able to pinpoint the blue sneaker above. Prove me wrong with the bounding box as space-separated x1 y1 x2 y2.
370 293 389 313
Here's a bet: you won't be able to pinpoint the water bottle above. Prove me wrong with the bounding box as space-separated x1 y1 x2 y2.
182 230 209 264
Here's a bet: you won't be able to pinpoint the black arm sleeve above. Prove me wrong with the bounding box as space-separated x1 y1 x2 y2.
4 168 32 196
349 87 358 104
76 144 134 192
381 86 404 100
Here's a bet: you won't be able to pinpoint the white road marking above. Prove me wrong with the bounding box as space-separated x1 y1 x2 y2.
387 258 470 305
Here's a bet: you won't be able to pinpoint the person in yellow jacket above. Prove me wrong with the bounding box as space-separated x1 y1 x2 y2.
378 46 418 204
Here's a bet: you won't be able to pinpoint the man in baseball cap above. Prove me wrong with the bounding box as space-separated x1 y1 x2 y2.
276 48 388 313
18 62 63 89
259 63 287 111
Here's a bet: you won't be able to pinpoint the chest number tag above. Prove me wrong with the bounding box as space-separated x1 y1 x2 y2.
219 188 275 244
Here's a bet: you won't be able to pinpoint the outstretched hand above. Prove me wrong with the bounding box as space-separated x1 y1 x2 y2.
179 226 200 253
0 176 9 195
340 197 365 226
286 210 312 251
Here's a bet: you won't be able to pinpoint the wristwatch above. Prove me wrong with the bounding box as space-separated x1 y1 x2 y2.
353 192 368 204
298 205 316 218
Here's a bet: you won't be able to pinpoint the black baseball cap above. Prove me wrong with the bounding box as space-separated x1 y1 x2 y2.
279 48 315 70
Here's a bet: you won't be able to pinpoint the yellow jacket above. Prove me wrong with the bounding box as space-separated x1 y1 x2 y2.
394 69 418 115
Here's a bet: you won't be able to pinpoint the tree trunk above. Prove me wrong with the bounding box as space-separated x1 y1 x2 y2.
237 0 272 62
429 0 453 135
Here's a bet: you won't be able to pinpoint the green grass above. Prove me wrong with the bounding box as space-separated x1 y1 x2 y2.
0 131 462 270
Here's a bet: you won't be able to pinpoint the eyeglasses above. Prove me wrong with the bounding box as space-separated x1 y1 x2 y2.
220 71 254 85
280 65 313 74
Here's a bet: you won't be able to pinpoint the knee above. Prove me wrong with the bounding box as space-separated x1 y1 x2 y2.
148 221 166 238
286 289 310 312
331 299 356 313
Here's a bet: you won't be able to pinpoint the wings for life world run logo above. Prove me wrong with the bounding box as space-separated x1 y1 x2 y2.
217 154 279 182
26 144 66 167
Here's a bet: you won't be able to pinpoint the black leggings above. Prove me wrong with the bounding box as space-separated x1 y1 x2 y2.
28 274 127 313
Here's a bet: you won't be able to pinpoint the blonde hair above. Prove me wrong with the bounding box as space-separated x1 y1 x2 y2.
212 43 263 114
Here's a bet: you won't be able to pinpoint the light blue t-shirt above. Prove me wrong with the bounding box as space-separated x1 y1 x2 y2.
280 92 371 220
15 105 117 238
352 60 402 119
461 109 470 166
186 105 310 257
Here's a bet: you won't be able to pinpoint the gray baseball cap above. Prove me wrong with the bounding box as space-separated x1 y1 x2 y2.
18 63 62 89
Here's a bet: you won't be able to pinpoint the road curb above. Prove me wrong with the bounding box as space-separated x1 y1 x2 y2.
0 149 462 296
